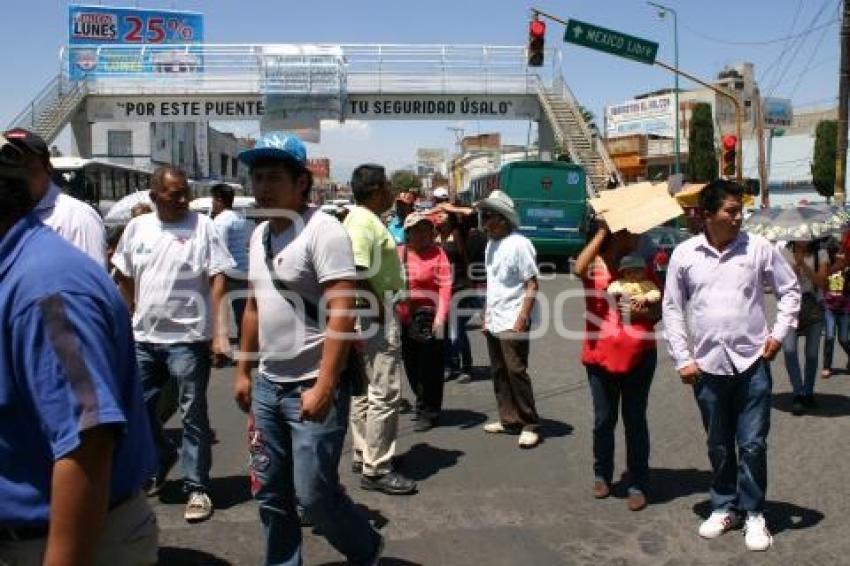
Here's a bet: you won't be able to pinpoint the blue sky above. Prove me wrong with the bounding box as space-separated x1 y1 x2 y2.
1 0 842 180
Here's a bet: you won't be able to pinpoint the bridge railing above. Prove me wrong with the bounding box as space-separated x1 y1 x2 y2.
58 43 560 96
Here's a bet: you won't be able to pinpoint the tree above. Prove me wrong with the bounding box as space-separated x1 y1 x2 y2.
390 169 421 190
687 103 717 182
812 120 837 198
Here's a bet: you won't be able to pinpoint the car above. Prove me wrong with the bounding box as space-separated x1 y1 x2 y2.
645 225 692 277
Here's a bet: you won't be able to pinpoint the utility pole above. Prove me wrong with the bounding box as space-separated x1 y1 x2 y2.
835 0 850 206
755 89 769 208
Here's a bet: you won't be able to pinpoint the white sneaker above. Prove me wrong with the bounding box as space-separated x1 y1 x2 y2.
744 512 773 551
698 510 739 539
518 426 540 448
483 422 507 434
184 491 213 522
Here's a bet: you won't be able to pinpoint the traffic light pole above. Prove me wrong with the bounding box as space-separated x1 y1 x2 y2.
654 59 743 184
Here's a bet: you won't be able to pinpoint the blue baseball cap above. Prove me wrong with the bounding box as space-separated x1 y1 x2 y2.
238 131 307 167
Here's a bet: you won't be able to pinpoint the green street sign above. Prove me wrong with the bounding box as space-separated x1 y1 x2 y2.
564 19 659 65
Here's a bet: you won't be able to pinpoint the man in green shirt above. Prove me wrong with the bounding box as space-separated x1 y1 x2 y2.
343 164 417 495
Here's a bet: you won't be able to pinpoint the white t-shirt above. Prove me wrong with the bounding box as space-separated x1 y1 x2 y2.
112 211 235 343
484 232 540 333
780 245 829 296
36 183 106 267
213 208 250 275
249 207 356 383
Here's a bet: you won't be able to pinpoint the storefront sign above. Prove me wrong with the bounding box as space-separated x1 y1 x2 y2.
605 94 675 138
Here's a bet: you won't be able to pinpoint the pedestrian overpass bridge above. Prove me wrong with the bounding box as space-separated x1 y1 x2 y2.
8 43 619 194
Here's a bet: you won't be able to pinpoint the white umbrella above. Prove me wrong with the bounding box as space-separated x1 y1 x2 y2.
102 190 153 224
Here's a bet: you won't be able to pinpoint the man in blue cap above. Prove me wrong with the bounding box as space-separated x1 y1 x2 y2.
234 132 382 565
0 135 158 563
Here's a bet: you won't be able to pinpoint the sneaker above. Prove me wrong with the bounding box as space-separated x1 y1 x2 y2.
791 395 805 416
744 513 773 551
184 491 213 523
821 369 832 379
698 510 739 539
413 417 436 432
145 449 178 497
483 421 507 434
592 479 611 499
518 426 540 449
360 471 417 495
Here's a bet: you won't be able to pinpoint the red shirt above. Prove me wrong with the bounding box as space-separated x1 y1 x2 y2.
396 244 453 326
581 258 657 374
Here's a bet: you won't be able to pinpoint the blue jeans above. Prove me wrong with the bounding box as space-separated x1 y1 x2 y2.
823 309 850 370
250 376 380 566
694 360 772 513
586 349 656 493
445 294 481 373
136 341 212 492
783 321 823 397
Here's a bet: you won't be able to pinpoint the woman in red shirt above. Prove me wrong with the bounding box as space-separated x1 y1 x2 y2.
573 219 661 512
397 213 453 431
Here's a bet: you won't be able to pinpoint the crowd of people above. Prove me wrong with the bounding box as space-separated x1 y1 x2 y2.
3 126 847 564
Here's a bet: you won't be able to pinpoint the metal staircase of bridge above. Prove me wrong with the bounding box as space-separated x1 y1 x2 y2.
7 43 620 192
537 78 620 195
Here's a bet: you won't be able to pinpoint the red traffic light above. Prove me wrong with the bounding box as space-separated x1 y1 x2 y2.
722 134 737 151
530 19 546 37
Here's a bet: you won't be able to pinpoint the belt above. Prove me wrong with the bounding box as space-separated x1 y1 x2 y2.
0 491 139 542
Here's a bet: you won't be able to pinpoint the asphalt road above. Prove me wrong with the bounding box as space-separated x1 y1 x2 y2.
152 274 850 565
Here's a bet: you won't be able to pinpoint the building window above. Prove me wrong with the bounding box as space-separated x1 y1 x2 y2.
178 141 185 166
107 130 132 157
231 157 238 178
220 154 228 178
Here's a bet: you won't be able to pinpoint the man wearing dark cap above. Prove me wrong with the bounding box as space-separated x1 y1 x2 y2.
0 136 159 563
234 132 382 564
3 128 106 266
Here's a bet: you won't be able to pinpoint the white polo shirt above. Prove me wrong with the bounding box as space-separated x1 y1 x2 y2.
35 183 106 267
111 211 235 344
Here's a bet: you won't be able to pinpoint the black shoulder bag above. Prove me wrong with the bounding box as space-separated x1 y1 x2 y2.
263 223 367 395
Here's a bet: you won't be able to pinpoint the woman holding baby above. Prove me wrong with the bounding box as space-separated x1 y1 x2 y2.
573 218 662 512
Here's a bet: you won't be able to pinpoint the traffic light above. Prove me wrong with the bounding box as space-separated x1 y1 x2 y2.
528 17 545 67
721 134 737 178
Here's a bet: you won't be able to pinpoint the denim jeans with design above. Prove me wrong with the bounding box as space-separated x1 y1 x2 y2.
694 360 772 513
136 341 212 492
250 375 380 566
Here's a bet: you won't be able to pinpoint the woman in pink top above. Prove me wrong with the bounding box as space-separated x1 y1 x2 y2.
397 212 453 431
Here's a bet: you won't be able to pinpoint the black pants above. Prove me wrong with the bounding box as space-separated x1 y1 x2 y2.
484 331 539 428
401 328 445 419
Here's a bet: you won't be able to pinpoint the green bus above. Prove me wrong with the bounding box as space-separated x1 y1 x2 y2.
460 161 590 257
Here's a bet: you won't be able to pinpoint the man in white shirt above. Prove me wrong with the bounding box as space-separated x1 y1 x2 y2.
211 183 251 345
475 190 541 449
3 128 106 266
112 165 234 524
232 132 382 564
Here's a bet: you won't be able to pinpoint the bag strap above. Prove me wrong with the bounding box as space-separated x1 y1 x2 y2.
262 221 320 323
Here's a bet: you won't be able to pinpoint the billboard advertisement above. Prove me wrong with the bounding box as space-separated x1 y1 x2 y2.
605 94 675 138
762 97 793 128
67 5 203 79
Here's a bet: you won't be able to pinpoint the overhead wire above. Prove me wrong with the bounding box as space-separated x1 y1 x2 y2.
762 1 832 96
679 16 836 46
